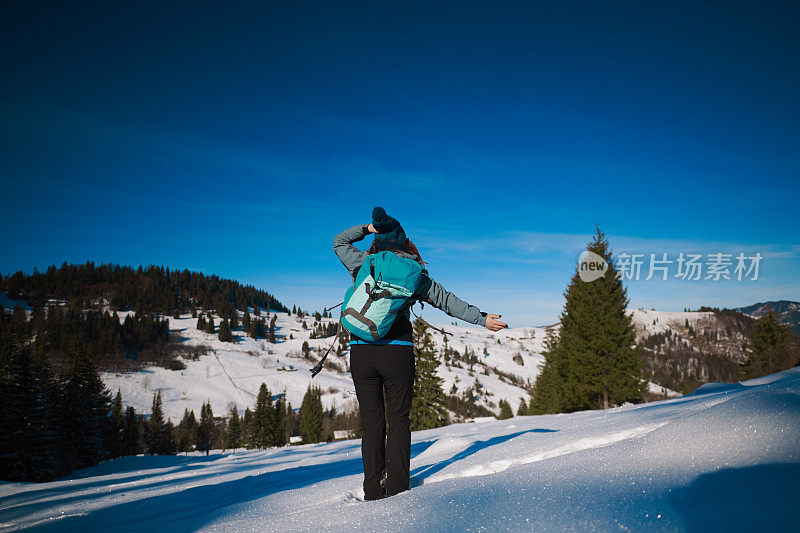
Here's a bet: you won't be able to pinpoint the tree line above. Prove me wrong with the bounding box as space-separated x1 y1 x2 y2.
0 301 171 374
1 261 289 318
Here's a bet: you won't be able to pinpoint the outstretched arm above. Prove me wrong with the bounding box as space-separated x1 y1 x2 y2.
333 224 377 278
417 273 507 331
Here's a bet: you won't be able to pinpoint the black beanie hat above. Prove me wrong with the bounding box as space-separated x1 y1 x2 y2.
372 206 407 252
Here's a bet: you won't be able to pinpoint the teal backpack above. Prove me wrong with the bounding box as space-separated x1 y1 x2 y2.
341 250 423 341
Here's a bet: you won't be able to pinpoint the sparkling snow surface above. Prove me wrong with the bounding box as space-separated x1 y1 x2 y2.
2 368 798 532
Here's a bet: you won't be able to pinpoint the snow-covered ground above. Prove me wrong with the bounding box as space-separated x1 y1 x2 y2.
2 367 798 532
103 312 361 420
102 311 554 420
102 310 680 421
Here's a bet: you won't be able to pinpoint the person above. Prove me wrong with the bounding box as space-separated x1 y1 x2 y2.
333 207 507 500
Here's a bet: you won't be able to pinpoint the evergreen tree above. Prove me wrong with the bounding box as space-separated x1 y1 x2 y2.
243 310 251 331
206 315 216 335
146 390 174 454
269 320 276 343
56 343 113 470
741 306 800 378
273 394 286 446
110 390 125 458
497 399 513 420
532 227 646 413
284 401 296 443
225 405 242 451
0 345 60 481
197 314 206 331
251 384 274 448
517 398 529 417
530 329 566 414
218 318 233 342
410 319 449 430
242 407 253 448
122 406 142 456
230 309 239 330
176 409 198 453
197 401 214 455
298 384 324 443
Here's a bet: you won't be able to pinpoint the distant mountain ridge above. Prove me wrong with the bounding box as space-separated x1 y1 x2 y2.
734 300 800 335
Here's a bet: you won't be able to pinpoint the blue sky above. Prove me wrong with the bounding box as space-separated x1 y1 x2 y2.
1 1 798 326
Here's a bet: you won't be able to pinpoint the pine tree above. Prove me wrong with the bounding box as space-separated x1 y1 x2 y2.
197 401 214 455
0 345 60 481
197 314 206 331
530 329 566 414
57 343 113 470
225 405 242 451
110 390 125 458
122 406 142 456
243 310 251 331
532 227 646 413
251 384 274 448
218 318 233 342
273 394 286 446
206 315 216 335
517 398 529 417
230 309 239 330
410 319 449 430
146 390 174 455
177 409 198 453
298 384 324 443
242 407 253 447
284 401 296 443
497 399 513 420
741 306 800 378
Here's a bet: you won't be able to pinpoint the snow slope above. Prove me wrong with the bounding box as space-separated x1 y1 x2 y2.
2 367 798 532
101 309 683 422
101 311 555 420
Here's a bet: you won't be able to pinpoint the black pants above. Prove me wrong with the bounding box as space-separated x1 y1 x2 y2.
350 343 414 500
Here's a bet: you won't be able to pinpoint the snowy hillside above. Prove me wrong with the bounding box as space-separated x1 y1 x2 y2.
101 308 692 422
100 308 703 422
101 310 556 421
2 367 798 531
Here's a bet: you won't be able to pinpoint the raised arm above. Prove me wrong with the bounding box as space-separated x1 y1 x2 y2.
416 273 507 331
333 224 371 278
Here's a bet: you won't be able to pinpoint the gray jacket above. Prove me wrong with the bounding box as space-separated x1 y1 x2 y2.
333 224 487 327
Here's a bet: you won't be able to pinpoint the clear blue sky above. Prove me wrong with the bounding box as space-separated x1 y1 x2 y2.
1 1 798 326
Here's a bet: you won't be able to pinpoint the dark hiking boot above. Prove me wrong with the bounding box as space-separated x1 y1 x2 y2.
363 470 387 501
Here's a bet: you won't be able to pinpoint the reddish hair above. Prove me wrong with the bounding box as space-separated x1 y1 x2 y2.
368 238 425 266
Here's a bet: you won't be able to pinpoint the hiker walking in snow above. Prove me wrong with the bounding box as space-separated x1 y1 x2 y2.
333 207 507 500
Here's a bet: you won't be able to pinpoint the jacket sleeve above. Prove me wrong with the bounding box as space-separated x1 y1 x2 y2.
415 272 487 327
333 224 371 278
